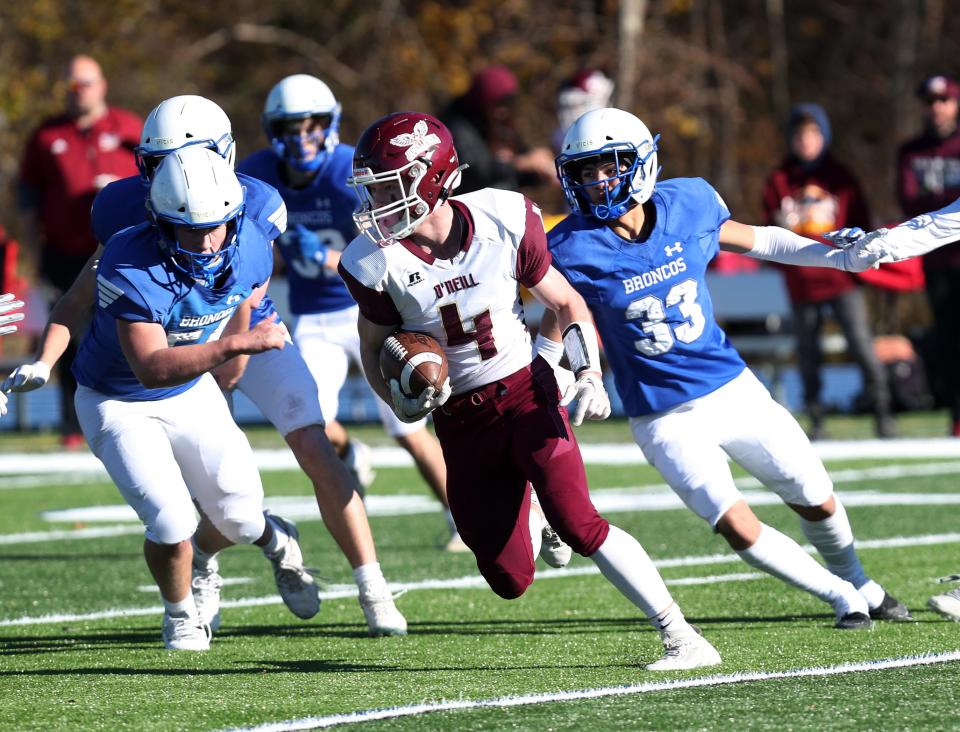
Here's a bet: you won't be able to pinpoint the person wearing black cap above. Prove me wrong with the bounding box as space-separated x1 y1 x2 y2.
763 104 894 439
440 66 556 194
897 74 960 435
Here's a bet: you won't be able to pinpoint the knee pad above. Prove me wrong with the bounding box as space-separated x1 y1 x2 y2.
148 503 198 545
214 506 266 545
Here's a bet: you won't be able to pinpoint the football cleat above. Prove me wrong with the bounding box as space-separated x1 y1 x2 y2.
832 589 873 630
929 574 960 622
343 439 376 497
191 557 224 633
869 591 913 622
263 512 321 620
539 523 573 569
359 588 408 637
646 629 721 671
443 530 471 553
162 613 211 651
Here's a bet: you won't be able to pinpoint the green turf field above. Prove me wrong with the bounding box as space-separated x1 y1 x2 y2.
1 420 959 730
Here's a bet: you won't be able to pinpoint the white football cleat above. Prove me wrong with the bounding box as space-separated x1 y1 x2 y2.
645 629 721 671
529 490 572 568
539 523 573 569
929 575 960 621
359 588 408 637
191 557 224 633
343 439 376 496
162 613 211 651
263 512 321 620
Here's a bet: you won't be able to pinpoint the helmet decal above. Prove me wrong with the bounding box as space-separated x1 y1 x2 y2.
390 120 442 162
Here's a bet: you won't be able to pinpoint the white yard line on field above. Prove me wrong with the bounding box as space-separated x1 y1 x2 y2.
220 650 960 731
4 438 960 479
0 570 763 627
4 529 960 627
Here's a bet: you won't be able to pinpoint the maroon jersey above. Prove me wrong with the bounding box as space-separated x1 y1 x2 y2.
19 107 142 257
897 129 960 268
762 155 869 303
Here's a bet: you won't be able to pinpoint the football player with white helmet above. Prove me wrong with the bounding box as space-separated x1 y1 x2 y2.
239 75 459 555
65 147 309 651
546 107 910 631
340 111 719 671
3 94 407 638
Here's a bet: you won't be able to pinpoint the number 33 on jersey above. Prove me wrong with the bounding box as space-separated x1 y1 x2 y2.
548 177 747 416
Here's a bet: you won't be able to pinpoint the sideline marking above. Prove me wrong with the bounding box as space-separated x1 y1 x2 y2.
220 650 960 731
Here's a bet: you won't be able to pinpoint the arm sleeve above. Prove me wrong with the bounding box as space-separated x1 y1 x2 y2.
880 197 960 260
745 226 845 269
516 197 552 287
338 261 402 326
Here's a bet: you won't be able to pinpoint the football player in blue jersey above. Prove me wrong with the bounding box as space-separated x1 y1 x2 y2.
544 107 910 629
238 75 459 551
0 293 25 418
71 147 313 650
2 95 407 637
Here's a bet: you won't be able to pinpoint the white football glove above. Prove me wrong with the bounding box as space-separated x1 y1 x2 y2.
0 389 8 418
822 227 866 248
389 377 452 423
1 361 51 393
0 293 25 336
560 371 612 426
834 228 891 271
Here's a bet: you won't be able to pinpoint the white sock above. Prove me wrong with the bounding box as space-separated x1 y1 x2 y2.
190 537 218 571
353 562 388 596
799 498 878 602
528 501 543 558
443 509 458 533
737 523 858 607
590 525 677 621
163 593 198 619
260 514 289 557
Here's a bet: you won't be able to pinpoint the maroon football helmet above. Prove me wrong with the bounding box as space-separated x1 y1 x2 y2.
347 112 465 245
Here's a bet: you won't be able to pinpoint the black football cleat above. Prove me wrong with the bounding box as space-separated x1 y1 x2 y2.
835 611 873 630
869 592 914 622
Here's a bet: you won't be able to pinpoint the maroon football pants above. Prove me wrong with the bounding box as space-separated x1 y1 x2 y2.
433 357 610 599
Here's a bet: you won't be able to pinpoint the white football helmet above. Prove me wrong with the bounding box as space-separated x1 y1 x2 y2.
556 107 660 220
136 95 235 181
262 74 341 172
148 146 245 287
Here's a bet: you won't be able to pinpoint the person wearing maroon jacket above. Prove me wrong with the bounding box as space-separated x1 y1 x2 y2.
17 55 142 447
897 74 960 435
762 103 893 439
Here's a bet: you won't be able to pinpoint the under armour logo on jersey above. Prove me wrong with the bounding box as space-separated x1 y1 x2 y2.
664 242 684 256
408 272 423 285
390 120 441 162
226 294 242 305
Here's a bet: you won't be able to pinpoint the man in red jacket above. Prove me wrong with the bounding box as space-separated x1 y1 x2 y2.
897 74 960 435
762 103 893 439
18 55 142 447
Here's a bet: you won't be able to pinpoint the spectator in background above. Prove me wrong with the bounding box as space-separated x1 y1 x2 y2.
552 68 616 152
762 104 894 439
17 55 141 448
897 74 960 435
441 65 556 194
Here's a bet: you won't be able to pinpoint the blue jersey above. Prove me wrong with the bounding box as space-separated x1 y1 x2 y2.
90 173 287 326
237 144 358 316
73 218 274 400
549 177 746 417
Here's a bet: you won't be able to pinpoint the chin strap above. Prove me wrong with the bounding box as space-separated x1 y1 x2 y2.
561 321 601 375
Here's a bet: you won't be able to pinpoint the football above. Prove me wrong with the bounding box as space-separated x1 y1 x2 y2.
379 331 449 398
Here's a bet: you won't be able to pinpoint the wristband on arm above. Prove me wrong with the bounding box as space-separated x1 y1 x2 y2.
561 321 602 375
